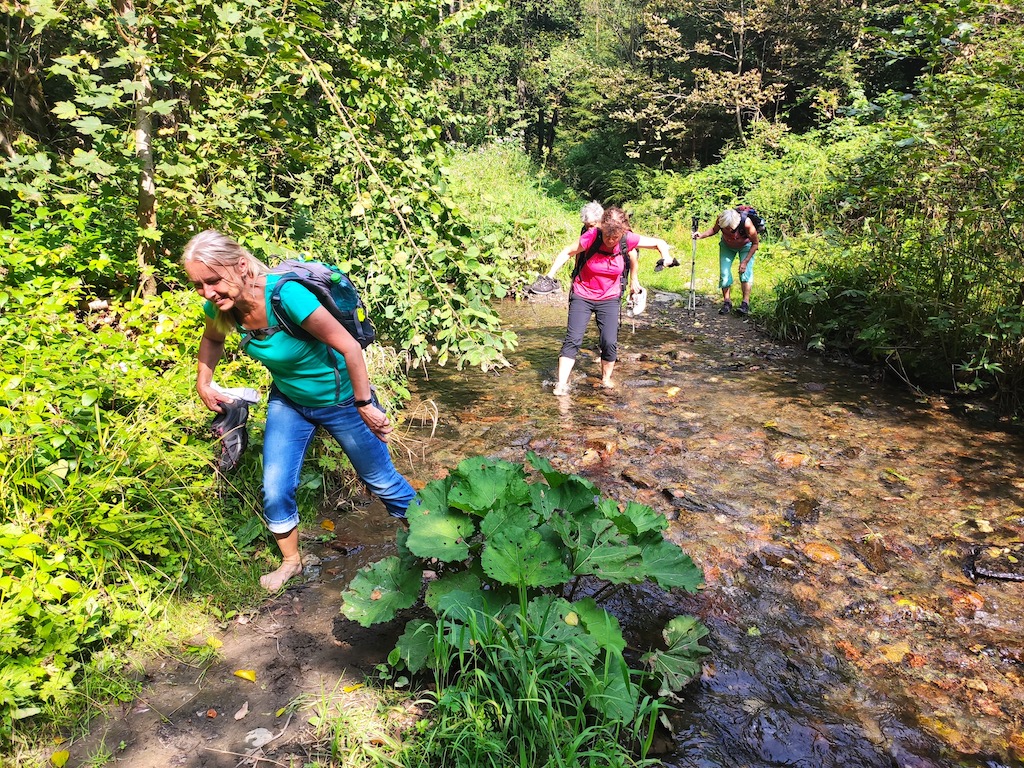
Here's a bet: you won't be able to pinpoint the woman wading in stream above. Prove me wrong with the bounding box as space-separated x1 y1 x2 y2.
182 230 415 591
545 206 673 395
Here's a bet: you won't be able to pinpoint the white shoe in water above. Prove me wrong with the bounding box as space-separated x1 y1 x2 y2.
627 286 647 317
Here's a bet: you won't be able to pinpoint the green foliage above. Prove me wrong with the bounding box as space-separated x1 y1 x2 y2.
340 454 708 765
1 0 518 371
758 5 1024 411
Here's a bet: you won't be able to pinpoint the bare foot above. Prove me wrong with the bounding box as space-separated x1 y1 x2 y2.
259 559 303 591
552 384 569 396
600 379 617 389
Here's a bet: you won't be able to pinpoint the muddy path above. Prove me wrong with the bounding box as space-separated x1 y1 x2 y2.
72 290 1024 767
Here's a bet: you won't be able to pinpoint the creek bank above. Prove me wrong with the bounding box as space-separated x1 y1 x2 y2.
68 289 1024 767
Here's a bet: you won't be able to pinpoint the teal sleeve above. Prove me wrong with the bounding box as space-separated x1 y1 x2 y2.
203 300 216 319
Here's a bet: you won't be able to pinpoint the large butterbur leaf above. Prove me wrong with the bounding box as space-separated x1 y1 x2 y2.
406 502 476 562
481 524 571 588
525 594 600 662
572 597 626 654
340 556 421 627
530 476 600 521
638 536 705 593
551 512 645 583
582 648 641 722
642 615 711 694
449 456 530 515
393 619 437 674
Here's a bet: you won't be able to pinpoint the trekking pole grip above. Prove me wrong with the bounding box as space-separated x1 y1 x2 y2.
691 215 698 233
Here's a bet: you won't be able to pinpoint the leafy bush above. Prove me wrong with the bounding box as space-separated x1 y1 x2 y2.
340 453 708 766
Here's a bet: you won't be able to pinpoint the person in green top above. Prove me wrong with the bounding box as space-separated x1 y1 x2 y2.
183 230 415 592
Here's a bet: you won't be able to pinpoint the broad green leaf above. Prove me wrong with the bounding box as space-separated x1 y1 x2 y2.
481 526 570 588
582 649 639 722
405 504 475 562
641 615 710 694
530 478 599 521
339 557 420 627
424 571 479 612
611 501 667 537
550 513 644 583
71 116 106 135
525 594 600 661
478 502 535 538
572 597 626 654
639 538 704 593
449 456 529 514
68 150 117 175
393 618 437 674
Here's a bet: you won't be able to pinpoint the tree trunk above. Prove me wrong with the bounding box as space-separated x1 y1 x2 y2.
114 0 158 296
135 51 157 297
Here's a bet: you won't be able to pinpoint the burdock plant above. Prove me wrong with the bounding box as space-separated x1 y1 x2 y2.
340 453 708 767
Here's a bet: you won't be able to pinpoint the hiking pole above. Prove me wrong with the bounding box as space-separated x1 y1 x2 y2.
687 215 698 317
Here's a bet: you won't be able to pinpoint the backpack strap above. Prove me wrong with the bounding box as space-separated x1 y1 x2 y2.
619 233 631 299
240 274 345 402
571 230 604 281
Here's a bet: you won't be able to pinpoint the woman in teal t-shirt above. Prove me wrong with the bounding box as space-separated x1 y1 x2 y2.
183 230 415 592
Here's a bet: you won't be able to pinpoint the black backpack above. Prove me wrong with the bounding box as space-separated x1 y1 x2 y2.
736 205 766 235
240 259 376 399
571 231 633 297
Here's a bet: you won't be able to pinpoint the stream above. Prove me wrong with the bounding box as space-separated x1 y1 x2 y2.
393 293 1024 768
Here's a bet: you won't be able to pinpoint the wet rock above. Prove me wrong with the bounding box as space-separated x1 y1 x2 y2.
803 542 842 563
849 536 890 574
785 497 820 525
747 544 799 570
967 542 1024 582
659 489 708 514
803 382 826 392
622 467 660 489
626 379 662 388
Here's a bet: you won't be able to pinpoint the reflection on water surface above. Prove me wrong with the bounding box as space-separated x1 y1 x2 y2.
397 298 1024 768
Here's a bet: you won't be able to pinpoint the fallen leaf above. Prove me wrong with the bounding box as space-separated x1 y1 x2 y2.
276 706 288 717
206 708 218 718
370 589 382 600
773 451 808 469
234 669 257 682
50 750 70 767
206 637 223 649
343 683 364 693
564 611 579 626
666 386 680 397
245 728 275 748
973 518 993 533
320 519 335 531
234 701 249 720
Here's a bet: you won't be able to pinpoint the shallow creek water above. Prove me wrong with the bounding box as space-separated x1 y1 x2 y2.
392 296 1024 768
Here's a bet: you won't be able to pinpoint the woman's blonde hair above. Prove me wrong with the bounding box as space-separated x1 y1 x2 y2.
182 230 269 334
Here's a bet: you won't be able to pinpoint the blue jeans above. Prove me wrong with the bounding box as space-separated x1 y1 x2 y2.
262 389 415 533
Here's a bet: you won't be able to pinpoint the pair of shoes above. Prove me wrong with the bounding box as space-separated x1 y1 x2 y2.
529 275 561 295
718 301 733 315
211 400 250 473
737 301 750 316
552 385 569 396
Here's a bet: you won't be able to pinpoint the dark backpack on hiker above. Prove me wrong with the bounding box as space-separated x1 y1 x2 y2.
239 258 375 400
240 259 376 350
735 205 766 236
571 231 633 298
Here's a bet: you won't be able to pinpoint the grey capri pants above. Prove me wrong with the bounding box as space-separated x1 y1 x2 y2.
559 293 620 363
